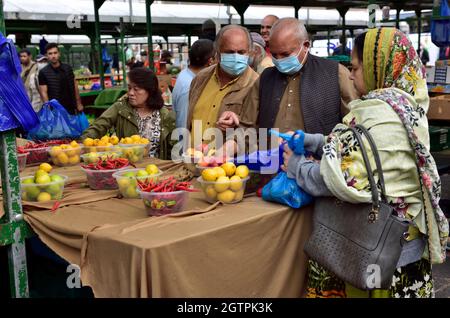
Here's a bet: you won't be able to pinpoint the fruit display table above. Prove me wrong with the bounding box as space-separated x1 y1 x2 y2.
0 158 312 298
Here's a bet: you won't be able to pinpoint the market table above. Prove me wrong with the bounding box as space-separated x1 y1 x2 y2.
1 158 313 298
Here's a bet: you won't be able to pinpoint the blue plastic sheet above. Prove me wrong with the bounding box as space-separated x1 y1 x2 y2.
431 0 450 47
27 99 87 140
0 32 39 132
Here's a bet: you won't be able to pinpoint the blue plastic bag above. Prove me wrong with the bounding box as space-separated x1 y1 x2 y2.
262 172 313 208
234 143 284 174
261 129 313 208
431 0 450 47
76 112 90 133
27 99 85 140
0 32 39 132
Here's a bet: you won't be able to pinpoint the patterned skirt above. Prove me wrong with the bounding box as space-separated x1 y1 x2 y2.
305 259 434 298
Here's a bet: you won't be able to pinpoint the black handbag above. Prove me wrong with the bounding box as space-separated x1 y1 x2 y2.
304 124 412 290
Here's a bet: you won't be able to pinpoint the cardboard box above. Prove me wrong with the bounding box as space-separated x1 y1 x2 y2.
428 95 450 121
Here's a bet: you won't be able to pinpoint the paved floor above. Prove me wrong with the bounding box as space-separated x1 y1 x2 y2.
434 252 450 298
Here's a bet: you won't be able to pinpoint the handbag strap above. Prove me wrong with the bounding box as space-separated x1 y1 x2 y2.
354 124 387 201
346 126 386 223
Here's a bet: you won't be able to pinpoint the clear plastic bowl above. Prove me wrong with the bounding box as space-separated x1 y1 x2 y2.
112 168 163 199
81 150 124 164
81 166 129 190
84 145 117 153
25 146 50 165
118 142 150 153
197 176 250 204
118 144 147 164
137 190 189 216
17 152 29 172
48 145 84 167
20 174 68 201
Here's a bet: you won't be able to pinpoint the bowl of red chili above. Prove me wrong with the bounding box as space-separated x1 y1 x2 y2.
80 158 131 190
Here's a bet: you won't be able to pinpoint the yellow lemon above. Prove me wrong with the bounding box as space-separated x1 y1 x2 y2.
213 167 226 178
124 137 133 144
140 138 149 144
229 175 243 191
217 190 235 203
131 135 141 142
117 178 130 189
66 147 77 157
70 140 79 148
50 146 62 157
221 162 236 177
205 185 217 200
35 174 51 184
34 169 48 180
37 192 52 202
110 136 119 145
145 164 159 175
214 176 230 193
235 165 249 179
68 155 80 165
83 138 94 147
125 186 139 198
100 136 110 143
201 168 218 182
233 189 244 201
93 139 100 146
57 153 69 165
39 163 52 173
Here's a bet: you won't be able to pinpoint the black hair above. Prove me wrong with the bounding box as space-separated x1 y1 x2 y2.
128 67 164 111
189 39 215 68
45 43 59 53
354 32 367 63
19 49 31 56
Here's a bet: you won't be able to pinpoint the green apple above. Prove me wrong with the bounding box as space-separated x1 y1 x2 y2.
46 184 61 195
123 171 136 178
125 186 138 198
35 174 51 184
50 174 64 183
136 170 149 177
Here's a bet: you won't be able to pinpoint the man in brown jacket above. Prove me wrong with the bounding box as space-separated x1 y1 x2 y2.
187 24 259 145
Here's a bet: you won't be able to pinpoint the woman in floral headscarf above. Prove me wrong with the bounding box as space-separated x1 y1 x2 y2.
282 28 449 298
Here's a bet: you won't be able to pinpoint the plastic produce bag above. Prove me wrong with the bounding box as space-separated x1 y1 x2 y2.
0 32 39 132
262 172 313 209
76 112 90 133
27 99 85 140
234 143 284 174
431 0 450 47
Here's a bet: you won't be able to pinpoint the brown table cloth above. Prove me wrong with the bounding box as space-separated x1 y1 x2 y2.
1 158 313 298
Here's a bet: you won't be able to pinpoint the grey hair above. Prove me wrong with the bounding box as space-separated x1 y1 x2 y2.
214 24 252 52
270 18 309 42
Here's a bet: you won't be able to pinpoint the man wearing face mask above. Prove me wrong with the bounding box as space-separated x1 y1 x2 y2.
217 18 359 154
187 25 258 140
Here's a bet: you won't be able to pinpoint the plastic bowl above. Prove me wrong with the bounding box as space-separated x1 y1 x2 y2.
137 190 189 216
197 176 250 204
48 145 84 167
25 147 50 165
112 168 163 199
20 174 68 201
81 150 124 164
81 166 129 190
118 144 147 164
84 145 117 153
17 152 29 172
119 142 150 154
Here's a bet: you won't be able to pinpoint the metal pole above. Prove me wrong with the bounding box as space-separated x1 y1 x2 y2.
94 0 105 89
145 0 154 72
0 0 30 298
396 7 401 29
416 9 422 52
327 28 331 57
120 17 127 88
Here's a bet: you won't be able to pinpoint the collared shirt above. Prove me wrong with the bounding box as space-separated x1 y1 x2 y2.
192 66 239 140
172 67 195 128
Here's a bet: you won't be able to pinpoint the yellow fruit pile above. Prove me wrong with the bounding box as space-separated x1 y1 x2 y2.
83 135 119 152
49 141 82 166
116 165 160 199
120 135 150 145
21 164 65 202
200 163 249 204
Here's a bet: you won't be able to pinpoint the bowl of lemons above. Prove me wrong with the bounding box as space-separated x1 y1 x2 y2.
48 140 83 167
197 163 250 204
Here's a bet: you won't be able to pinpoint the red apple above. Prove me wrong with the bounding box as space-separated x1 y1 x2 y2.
195 143 209 154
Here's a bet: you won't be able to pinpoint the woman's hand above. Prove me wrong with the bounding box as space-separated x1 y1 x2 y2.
281 142 294 172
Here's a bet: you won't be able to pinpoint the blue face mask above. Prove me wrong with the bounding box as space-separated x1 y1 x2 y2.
272 46 307 75
220 53 249 76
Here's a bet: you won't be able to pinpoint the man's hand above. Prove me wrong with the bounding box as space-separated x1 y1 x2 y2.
77 103 84 112
217 111 240 131
281 142 294 172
